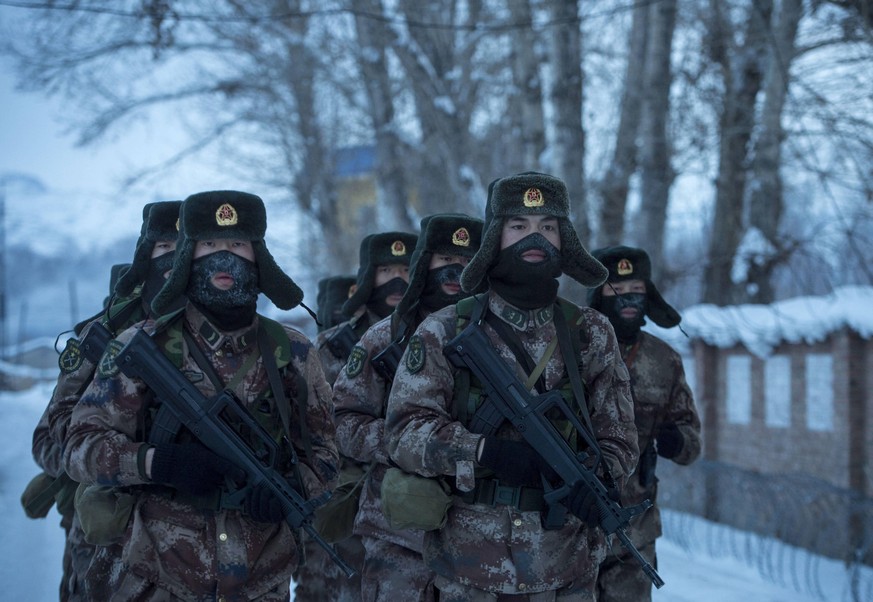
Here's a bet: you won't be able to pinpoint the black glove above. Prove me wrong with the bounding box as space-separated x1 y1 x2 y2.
656 424 684 459
477 436 557 487
567 482 601 527
245 482 286 523
150 443 245 496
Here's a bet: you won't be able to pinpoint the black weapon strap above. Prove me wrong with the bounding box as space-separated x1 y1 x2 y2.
181 329 226 390
258 326 313 464
483 309 548 394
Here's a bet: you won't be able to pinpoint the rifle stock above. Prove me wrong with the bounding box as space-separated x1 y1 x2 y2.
444 323 664 589
115 328 356 578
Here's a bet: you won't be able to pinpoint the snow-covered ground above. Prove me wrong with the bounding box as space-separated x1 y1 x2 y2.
2 381 869 601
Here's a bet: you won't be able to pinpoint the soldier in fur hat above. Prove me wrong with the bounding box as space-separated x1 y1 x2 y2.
385 173 639 601
64 191 338 601
333 213 484 601
28 200 183 601
315 275 357 333
588 246 702 602
299 231 414 602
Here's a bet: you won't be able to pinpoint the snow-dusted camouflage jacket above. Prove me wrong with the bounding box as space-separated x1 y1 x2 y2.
64 303 338 600
314 309 381 385
385 292 639 595
333 314 425 552
616 330 701 549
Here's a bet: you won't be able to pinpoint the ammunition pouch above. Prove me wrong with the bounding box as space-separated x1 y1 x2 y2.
74 483 136 545
312 463 367 543
20 471 78 519
380 468 452 531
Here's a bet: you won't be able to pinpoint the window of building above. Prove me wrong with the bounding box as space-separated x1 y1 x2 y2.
764 355 791 428
805 354 833 431
726 355 752 425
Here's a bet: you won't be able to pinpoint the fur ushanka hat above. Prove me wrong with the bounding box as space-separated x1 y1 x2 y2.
587 245 681 328
341 231 418 316
151 190 303 314
460 172 607 293
394 213 484 320
114 201 182 297
316 275 357 332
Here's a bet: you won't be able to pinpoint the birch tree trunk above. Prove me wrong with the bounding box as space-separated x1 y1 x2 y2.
598 3 648 247
507 0 546 172
702 0 773 305
744 0 803 303
638 0 677 280
354 0 416 233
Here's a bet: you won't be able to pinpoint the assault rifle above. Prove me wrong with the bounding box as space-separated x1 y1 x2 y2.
114 328 356 578
444 322 665 589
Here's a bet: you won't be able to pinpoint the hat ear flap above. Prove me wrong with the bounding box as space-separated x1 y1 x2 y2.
342 264 375 316
645 281 681 328
254 242 303 310
587 286 604 312
558 222 608 288
114 240 151 297
460 222 501 293
151 239 194 315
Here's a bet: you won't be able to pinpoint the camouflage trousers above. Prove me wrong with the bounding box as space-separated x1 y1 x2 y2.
595 540 656 602
360 536 436 602
433 575 595 602
292 534 364 602
60 515 96 601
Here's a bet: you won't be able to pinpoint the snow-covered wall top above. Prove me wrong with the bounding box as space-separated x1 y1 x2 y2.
643 286 873 358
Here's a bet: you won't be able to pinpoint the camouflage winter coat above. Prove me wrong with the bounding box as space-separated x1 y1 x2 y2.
315 309 381 385
385 292 639 595
333 314 425 552
64 303 339 600
616 331 701 549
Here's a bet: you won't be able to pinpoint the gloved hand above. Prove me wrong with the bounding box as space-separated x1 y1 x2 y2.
477 436 558 487
656 423 684 459
245 482 286 523
567 482 601 527
150 442 245 496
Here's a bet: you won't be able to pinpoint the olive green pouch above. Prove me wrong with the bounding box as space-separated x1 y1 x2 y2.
20 472 66 519
380 467 452 531
312 464 367 543
74 483 136 545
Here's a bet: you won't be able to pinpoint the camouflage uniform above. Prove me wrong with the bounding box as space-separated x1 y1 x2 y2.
596 334 701 601
385 292 639 601
315 308 383 385
64 304 338 600
333 314 436 601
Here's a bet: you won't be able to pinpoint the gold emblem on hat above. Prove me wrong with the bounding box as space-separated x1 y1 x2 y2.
617 258 633 276
215 203 238 226
391 241 407 256
451 227 470 247
523 187 544 207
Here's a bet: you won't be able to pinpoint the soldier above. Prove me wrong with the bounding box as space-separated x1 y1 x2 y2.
333 213 484 601
315 275 356 333
588 245 702 602
297 231 416 602
385 172 639 602
63 190 339 601
26 200 182 601
315 232 417 384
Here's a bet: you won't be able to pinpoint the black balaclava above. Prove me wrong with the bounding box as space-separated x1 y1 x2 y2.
598 291 649 343
419 263 465 312
141 252 177 307
186 250 260 330
488 233 562 309
366 276 408 319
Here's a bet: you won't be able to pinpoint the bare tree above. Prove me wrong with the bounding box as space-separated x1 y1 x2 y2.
637 0 678 280
702 0 773 305
597 2 648 247
506 0 546 172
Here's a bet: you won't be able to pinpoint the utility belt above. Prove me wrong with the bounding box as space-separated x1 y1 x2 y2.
457 478 545 512
151 484 244 512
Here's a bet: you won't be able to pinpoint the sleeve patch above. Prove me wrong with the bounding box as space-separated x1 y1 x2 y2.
345 345 368 378
97 340 124 379
58 338 83 374
405 335 426 374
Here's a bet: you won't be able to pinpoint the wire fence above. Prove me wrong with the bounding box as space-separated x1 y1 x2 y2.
659 459 873 601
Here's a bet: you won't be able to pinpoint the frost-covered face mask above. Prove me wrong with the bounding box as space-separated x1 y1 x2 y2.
600 292 648 343
187 250 259 310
